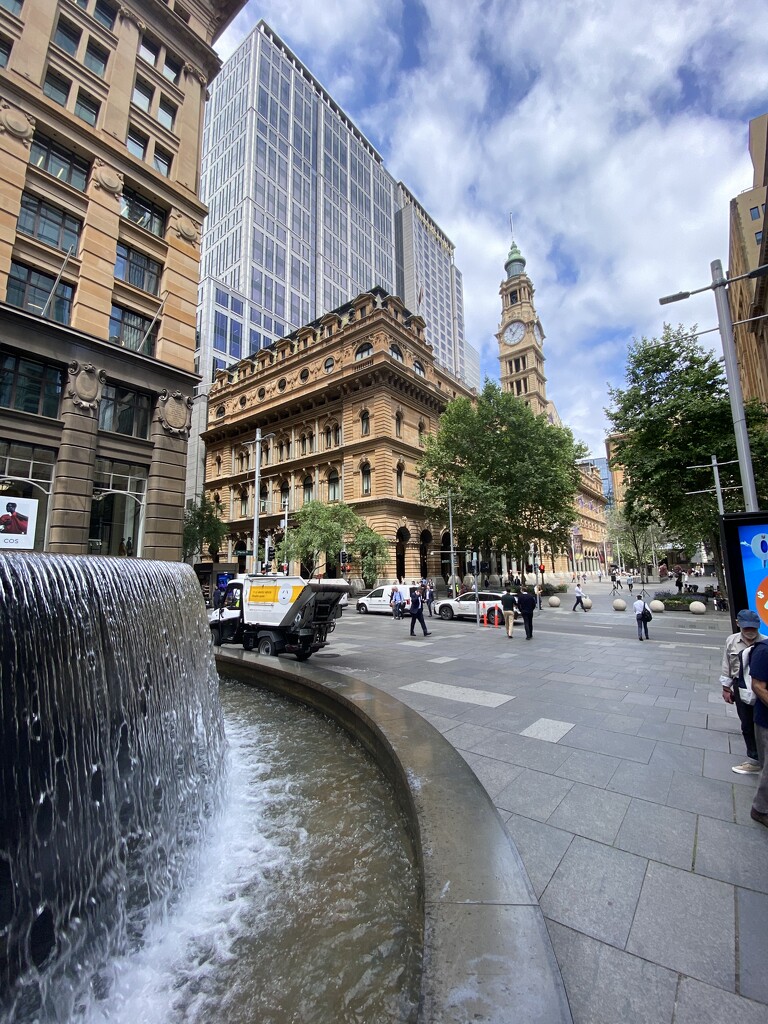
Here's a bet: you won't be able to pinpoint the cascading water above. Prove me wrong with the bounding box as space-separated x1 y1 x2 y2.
0 553 225 1023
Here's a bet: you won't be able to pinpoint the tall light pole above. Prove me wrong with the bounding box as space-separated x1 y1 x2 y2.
660 260 768 512
252 428 275 573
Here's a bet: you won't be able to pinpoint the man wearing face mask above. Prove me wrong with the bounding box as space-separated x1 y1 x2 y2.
719 609 766 774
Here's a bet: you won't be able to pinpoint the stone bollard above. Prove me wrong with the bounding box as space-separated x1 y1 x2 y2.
690 601 707 615
649 600 665 614
548 596 561 607
613 599 627 611
582 597 593 610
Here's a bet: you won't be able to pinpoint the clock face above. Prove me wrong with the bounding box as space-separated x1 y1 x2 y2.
503 321 525 345
533 323 543 344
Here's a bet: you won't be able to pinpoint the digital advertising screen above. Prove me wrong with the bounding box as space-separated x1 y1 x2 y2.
720 512 768 630
0 496 38 550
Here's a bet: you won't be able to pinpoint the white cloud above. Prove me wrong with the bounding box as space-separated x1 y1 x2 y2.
215 0 768 455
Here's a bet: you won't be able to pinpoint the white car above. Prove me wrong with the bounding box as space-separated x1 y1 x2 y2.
434 591 508 624
356 584 412 615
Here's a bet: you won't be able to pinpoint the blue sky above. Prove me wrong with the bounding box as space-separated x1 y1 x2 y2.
216 0 768 456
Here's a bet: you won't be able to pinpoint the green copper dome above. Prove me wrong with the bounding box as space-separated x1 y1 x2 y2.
505 240 526 278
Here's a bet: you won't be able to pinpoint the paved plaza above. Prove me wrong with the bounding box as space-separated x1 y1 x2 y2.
319 583 768 1024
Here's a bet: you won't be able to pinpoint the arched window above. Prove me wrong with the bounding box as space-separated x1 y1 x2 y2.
360 410 370 436
355 342 373 361
303 475 313 504
238 452 245 472
308 432 315 452
418 421 425 446
361 462 371 496
328 469 340 501
278 441 284 461
301 434 307 455
325 426 332 449
389 344 403 362
280 481 289 510
334 424 341 446
260 484 268 513
395 412 402 438
413 360 425 377
262 443 270 465
396 464 404 497
240 488 248 518
215 455 222 475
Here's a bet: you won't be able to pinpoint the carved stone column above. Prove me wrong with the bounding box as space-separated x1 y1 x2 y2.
47 362 105 553
141 389 193 560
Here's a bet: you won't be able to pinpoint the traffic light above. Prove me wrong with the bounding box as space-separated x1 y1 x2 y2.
340 550 348 563
539 564 545 572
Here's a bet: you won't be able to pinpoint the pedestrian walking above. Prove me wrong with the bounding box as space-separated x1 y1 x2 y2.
572 583 587 612
534 583 543 610
425 579 435 617
611 571 623 590
390 587 404 620
500 586 517 638
633 595 651 640
516 587 536 639
626 575 634 594
719 609 766 774
597 569 603 583
409 587 431 637
746 636 768 829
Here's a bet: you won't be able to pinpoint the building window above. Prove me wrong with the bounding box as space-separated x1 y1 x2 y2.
98 384 150 438
308 432 314 452
162 54 182 84
303 476 313 503
92 0 116 29
109 304 157 355
53 18 81 55
213 311 227 352
157 98 176 131
115 243 161 295
355 342 373 361
153 147 172 177
395 411 402 437
7 262 73 323
280 482 289 510
324 356 334 372
84 41 108 76
132 78 153 112
757 231 764 245
325 426 332 449
413 360 425 377
18 193 81 253
0 354 62 417
75 90 99 125
138 36 159 66
240 488 248 518
328 469 340 502
389 344 403 362
0 36 10 68
418 421 425 446
0 0 22 15
361 462 371 496
396 465 404 497
751 207 761 221
260 484 268 513
30 134 89 191
334 424 341 446
360 410 370 436
43 70 70 106
126 127 148 159
120 188 166 236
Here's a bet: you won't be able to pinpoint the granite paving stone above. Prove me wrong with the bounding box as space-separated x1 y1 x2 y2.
547 782 630 843
665 709 709 728
606 761 675 804
599 712 644 734
613 797 697 869
733 783 764 827
649 740 704 776
626 861 735 990
703 748 761 786
463 754 525 799
559 725 656 762
540 836 648 948
554 748 622 788
495 768 573 821
503 813 574 899
636 720 685 742
547 922 678 1024
672 976 768 1024
680 725 731 751
694 815 768 893
466 730 576 773
666 771 735 821
737 888 768 1004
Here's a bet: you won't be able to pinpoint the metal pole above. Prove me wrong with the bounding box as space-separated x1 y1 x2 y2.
447 490 456 597
282 503 289 574
711 454 725 517
711 260 759 512
252 429 263 573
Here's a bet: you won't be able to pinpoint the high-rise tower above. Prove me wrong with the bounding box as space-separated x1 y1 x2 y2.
496 239 548 416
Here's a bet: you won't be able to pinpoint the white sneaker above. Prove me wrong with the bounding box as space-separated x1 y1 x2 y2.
732 761 761 774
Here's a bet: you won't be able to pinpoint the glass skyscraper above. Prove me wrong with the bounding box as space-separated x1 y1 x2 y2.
188 21 474 499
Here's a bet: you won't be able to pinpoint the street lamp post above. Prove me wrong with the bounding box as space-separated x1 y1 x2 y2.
251 428 275 573
659 260 768 512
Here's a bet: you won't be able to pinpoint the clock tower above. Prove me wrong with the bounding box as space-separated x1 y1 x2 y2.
496 239 548 416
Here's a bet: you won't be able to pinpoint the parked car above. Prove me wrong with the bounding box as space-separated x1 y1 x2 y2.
356 584 411 615
434 591 508 624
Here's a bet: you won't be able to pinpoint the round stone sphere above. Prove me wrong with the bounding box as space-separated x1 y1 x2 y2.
613 599 627 611
689 601 707 615
548 596 561 607
582 598 593 610
649 600 665 614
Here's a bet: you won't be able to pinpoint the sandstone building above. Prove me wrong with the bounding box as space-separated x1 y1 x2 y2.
0 0 243 558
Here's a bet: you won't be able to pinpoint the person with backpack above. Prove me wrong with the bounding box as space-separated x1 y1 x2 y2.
633 595 652 640
719 609 766 774
409 586 431 637
747 625 768 828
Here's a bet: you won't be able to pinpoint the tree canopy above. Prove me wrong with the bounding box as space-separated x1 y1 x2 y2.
418 380 585 557
182 495 229 561
606 324 768 580
278 500 388 583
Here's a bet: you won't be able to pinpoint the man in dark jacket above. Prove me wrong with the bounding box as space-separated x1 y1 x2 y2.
409 587 431 637
516 587 537 640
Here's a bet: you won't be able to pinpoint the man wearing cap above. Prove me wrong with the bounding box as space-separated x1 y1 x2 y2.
719 610 766 774
748 625 768 828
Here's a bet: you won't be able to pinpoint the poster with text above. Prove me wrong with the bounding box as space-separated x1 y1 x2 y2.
738 522 768 629
0 496 38 549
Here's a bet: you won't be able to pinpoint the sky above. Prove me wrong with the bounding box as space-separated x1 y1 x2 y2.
214 0 768 456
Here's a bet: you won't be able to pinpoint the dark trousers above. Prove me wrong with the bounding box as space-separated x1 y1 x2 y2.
635 613 649 639
573 597 586 611
520 612 534 639
734 685 758 761
410 609 428 635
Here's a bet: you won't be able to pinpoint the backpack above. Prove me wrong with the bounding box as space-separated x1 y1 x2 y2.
641 605 652 623
738 639 768 706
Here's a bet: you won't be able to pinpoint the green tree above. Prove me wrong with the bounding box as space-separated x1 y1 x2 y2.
606 504 665 583
182 495 228 561
278 501 388 581
606 324 768 592
418 380 584 562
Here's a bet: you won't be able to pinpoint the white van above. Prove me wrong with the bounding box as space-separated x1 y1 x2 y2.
356 583 412 615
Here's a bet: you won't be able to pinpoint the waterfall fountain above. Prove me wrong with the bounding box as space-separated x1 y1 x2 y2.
0 554 225 1022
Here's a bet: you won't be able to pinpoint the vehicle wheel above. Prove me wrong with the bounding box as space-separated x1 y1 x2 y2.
243 634 254 652
488 608 503 626
258 636 275 657
211 627 221 647
358 603 368 614
295 650 311 662
439 606 454 620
